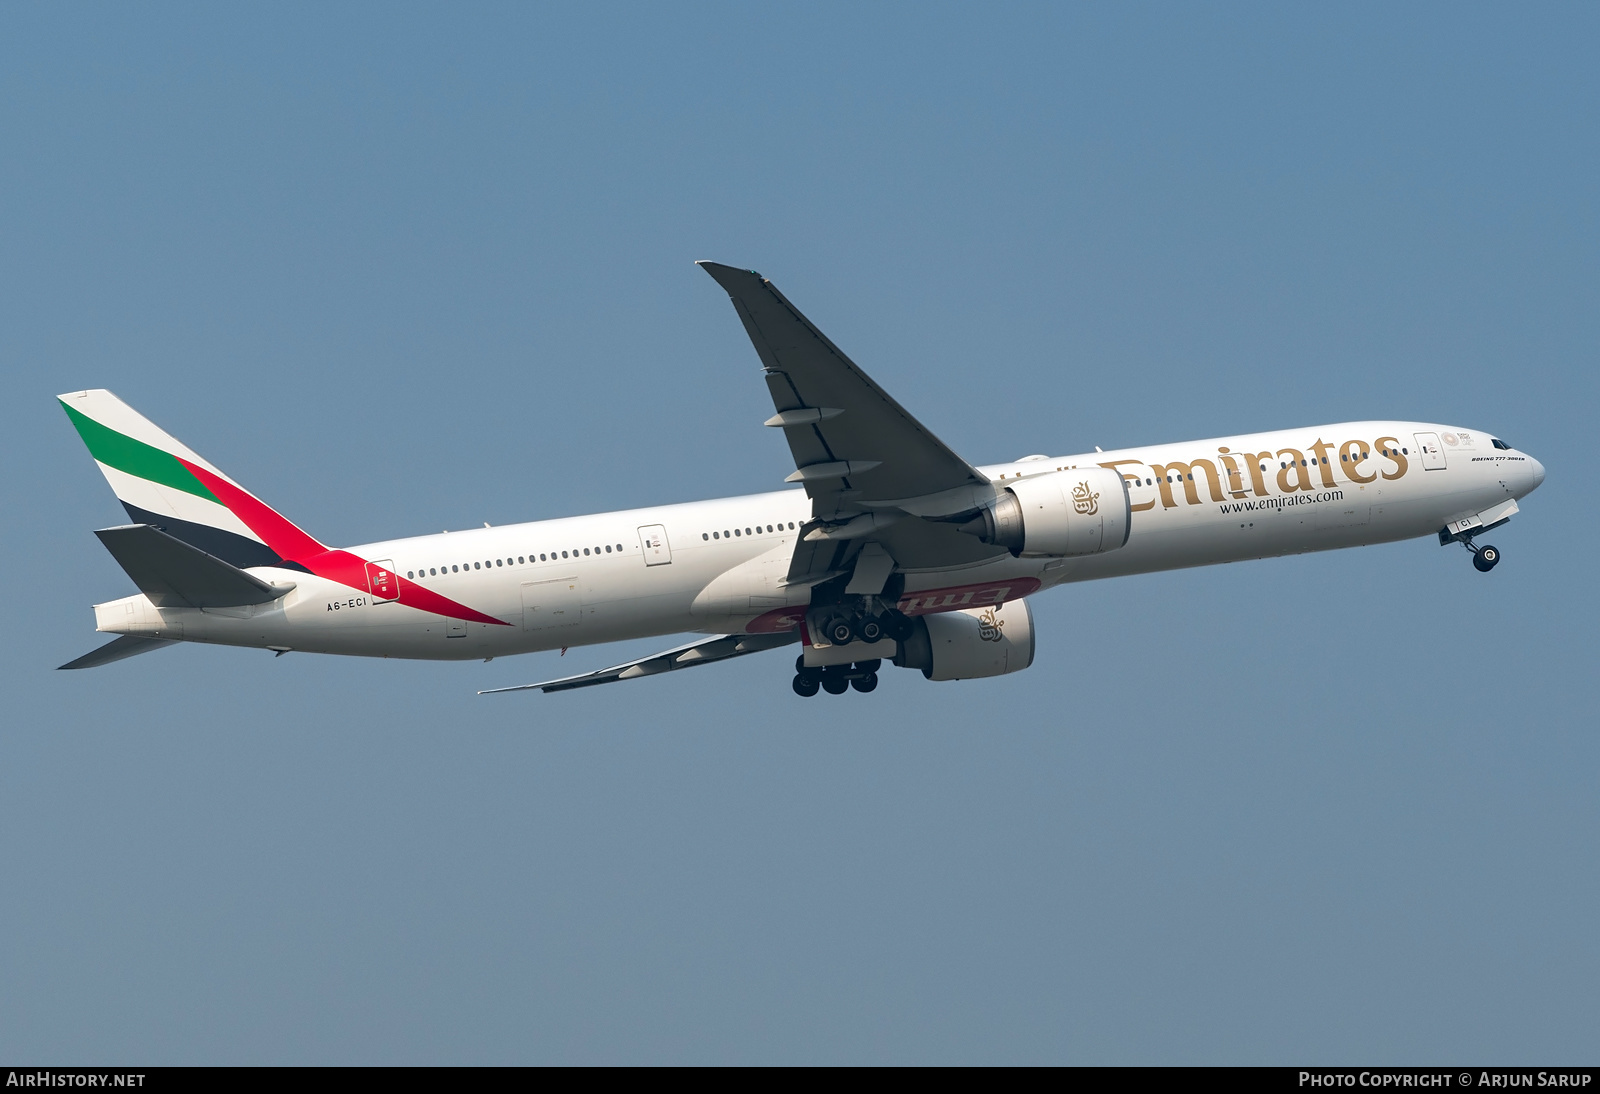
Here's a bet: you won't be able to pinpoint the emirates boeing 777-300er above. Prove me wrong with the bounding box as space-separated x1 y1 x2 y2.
59 262 1545 697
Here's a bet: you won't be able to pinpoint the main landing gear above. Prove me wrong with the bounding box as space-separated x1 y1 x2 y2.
815 608 912 646
793 657 881 698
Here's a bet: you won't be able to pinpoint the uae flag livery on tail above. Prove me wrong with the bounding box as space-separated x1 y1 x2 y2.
59 390 292 569
59 389 507 636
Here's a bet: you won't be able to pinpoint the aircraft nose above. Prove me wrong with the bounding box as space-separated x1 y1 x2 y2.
1529 455 1546 491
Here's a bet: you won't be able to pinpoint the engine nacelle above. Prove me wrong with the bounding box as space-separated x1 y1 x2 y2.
967 467 1131 558
893 600 1036 681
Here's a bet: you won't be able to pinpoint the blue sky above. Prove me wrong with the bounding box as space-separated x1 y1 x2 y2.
2 3 1595 1063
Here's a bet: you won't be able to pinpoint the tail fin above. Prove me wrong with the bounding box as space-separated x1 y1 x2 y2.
59 389 325 569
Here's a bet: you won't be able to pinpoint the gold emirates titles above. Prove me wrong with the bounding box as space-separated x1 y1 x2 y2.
1099 435 1410 510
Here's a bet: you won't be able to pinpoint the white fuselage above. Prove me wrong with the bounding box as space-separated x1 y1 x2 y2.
93 421 1543 660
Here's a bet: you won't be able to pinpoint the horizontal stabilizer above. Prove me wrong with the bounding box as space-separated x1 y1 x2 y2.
95 524 295 608
58 634 177 670
480 631 798 695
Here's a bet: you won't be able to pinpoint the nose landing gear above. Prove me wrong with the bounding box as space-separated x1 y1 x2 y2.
1439 520 1508 574
1443 531 1501 572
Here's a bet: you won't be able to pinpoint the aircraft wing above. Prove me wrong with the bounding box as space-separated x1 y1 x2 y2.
698 262 1007 583
478 630 799 695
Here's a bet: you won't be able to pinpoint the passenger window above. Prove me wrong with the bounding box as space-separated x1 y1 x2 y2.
713 531 719 539
540 553 547 561
451 565 458 573
406 571 414 579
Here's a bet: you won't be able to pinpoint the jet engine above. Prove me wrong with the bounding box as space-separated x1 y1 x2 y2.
965 467 1131 558
893 600 1035 681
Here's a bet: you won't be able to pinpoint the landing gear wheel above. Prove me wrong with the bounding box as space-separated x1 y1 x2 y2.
858 616 884 643
792 673 820 697
850 672 878 693
1473 545 1500 572
821 673 850 695
824 616 856 646
885 613 914 642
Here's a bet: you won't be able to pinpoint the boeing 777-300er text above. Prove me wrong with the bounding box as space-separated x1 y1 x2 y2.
59 262 1545 697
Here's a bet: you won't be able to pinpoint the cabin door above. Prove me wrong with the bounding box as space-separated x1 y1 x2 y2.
637 525 672 565
365 559 399 601
1413 432 1448 471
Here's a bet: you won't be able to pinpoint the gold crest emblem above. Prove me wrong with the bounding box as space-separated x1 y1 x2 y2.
977 607 1005 642
1071 480 1100 515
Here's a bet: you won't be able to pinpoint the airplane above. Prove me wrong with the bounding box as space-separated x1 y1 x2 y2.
57 261 1546 697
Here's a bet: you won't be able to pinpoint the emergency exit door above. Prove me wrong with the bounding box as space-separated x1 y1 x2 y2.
637 525 672 565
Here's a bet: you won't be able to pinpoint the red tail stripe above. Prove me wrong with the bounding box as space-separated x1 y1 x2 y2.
395 577 509 627
178 458 509 627
179 459 326 561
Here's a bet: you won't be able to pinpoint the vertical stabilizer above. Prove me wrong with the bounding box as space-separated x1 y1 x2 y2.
59 389 320 568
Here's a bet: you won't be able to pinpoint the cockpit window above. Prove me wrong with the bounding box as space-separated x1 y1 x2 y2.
1491 438 1513 450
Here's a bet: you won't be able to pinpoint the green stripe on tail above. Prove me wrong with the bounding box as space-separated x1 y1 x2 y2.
60 402 219 503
